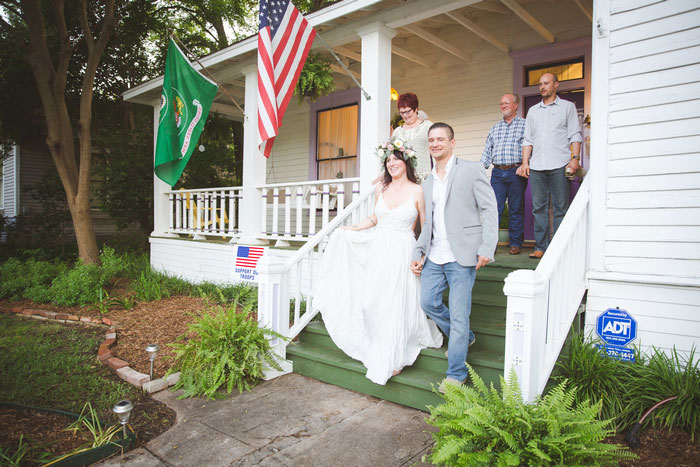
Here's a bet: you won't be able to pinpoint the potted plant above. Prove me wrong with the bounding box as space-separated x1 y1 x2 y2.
295 53 335 103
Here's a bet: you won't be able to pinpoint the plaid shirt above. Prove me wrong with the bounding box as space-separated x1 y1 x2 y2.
481 117 526 168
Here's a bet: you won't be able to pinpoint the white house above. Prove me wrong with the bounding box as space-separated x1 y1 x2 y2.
124 0 700 403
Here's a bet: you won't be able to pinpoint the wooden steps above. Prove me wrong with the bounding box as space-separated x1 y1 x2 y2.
287 246 539 412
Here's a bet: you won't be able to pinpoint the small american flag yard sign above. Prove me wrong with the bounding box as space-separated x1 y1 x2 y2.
236 246 265 268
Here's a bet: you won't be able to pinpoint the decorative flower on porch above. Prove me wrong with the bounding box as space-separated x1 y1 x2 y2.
375 137 418 171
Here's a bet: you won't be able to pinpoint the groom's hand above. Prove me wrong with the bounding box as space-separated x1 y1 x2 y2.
410 259 423 277
476 255 490 270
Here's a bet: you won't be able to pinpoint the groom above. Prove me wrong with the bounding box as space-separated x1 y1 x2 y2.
410 122 498 391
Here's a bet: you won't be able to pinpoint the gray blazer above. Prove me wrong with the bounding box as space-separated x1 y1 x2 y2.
412 157 498 267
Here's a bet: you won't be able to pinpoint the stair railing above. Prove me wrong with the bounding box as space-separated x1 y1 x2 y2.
503 175 591 402
256 189 376 376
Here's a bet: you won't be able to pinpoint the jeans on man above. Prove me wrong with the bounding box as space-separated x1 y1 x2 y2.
530 166 570 252
420 258 476 382
491 167 527 248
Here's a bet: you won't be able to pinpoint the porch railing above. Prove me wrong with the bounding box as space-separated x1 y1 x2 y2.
256 188 376 367
165 187 243 240
503 175 590 402
257 178 360 244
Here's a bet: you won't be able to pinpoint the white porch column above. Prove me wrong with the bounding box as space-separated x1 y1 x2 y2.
503 269 548 403
237 65 269 245
357 22 396 194
152 103 175 237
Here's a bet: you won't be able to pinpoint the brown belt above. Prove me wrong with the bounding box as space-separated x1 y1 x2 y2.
493 164 520 170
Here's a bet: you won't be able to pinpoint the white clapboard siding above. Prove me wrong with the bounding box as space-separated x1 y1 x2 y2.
609 81 700 113
608 135 699 160
610 45 700 78
607 172 700 193
609 154 698 176
609 99 700 128
607 190 700 209
610 0 698 30
606 207 700 226
266 100 311 184
609 118 700 144
611 26 700 62
603 257 700 278
585 278 700 359
610 0 663 15
606 225 700 243
609 63 700 95
604 241 700 259
2 147 17 217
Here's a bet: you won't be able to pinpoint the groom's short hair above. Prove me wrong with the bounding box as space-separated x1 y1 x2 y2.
429 122 454 140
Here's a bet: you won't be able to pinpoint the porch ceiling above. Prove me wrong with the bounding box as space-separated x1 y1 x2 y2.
123 0 593 115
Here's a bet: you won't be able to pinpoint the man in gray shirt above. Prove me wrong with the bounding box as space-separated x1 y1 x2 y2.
516 73 582 259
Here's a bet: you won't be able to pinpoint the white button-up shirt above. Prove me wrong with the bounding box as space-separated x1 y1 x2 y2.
428 155 456 265
522 96 582 171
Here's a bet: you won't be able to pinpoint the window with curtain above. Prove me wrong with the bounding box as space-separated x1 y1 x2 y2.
316 104 358 180
526 57 584 86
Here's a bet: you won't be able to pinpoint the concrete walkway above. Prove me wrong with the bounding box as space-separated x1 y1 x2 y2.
97 373 436 466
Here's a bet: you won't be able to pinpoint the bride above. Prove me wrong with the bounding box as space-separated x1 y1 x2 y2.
311 138 443 385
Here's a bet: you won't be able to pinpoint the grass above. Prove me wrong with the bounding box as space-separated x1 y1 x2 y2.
0 314 144 418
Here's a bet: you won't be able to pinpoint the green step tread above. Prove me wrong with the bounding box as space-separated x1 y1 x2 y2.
288 342 448 392
293 328 504 370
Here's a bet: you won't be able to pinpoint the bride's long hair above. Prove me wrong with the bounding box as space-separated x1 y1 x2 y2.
382 149 419 187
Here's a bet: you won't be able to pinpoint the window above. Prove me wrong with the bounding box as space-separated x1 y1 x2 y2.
316 104 358 180
525 57 584 86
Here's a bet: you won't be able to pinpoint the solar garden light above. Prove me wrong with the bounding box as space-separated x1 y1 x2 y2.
112 400 133 439
146 344 160 380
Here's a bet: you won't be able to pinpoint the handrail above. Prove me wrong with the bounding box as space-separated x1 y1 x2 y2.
503 175 591 402
256 189 376 362
255 177 360 189
164 186 242 194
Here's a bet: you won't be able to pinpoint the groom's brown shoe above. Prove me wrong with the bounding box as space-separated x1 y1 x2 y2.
509 246 521 255
529 250 544 259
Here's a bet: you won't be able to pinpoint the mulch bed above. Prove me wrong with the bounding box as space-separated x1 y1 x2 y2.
611 427 700 467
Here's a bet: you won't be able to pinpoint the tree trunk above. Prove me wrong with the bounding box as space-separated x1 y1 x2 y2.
18 0 116 265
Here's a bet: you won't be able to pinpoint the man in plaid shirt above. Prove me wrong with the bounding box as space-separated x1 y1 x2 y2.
481 93 527 255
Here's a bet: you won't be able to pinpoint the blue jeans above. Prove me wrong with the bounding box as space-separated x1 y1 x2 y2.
420 258 476 382
530 166 570 252
491 167 527 247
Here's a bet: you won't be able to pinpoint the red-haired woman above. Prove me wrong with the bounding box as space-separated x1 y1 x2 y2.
392 92 432 179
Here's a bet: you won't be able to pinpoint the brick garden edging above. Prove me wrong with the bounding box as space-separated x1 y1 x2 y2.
1 306 179 394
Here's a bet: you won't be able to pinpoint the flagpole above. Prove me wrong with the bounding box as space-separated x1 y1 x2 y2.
314 34 372 101
172 35 246 116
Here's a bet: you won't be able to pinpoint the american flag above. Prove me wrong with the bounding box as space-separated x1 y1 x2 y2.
236 246 265 268
257 0 316 158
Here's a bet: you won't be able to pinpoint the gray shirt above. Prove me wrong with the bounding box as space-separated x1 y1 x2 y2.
522 96 582 171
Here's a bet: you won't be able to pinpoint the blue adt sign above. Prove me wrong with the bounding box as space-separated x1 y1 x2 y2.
596 308 637 346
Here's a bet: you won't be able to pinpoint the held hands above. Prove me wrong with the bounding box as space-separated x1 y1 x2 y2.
410 257 424 277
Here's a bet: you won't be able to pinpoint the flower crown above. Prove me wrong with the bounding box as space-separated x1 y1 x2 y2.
375 137 418 171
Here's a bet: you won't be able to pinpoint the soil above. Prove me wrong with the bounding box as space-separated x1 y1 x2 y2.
2 297 699 466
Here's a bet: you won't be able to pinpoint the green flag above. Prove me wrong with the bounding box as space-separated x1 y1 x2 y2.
155 39 218 186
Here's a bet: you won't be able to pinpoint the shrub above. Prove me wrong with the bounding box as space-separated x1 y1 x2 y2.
48 262 103 306
624 347 700 441
424 366 634 466
168 303 284 399
555 333 637 431
0 258 66 301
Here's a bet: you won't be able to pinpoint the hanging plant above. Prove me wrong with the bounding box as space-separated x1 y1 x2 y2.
295 53 335 103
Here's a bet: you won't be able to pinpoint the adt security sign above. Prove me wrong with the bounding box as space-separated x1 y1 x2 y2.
596 308 637 347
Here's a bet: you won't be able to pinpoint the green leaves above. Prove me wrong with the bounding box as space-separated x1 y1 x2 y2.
424 366 635 466
168 303 285 399
294 53 335 104
557 334 700 440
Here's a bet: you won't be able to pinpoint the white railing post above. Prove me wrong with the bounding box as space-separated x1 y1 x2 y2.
503 269 548 403
257 255 293 380
295 186 303 237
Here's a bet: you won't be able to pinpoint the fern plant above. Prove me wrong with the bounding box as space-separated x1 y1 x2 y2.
294 52 335 103
424 366 635 466
168 302 285 399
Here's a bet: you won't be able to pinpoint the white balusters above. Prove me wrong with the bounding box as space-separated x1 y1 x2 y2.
164 187 243 239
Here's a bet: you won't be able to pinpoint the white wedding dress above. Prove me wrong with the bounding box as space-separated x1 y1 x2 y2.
311 193 443 385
